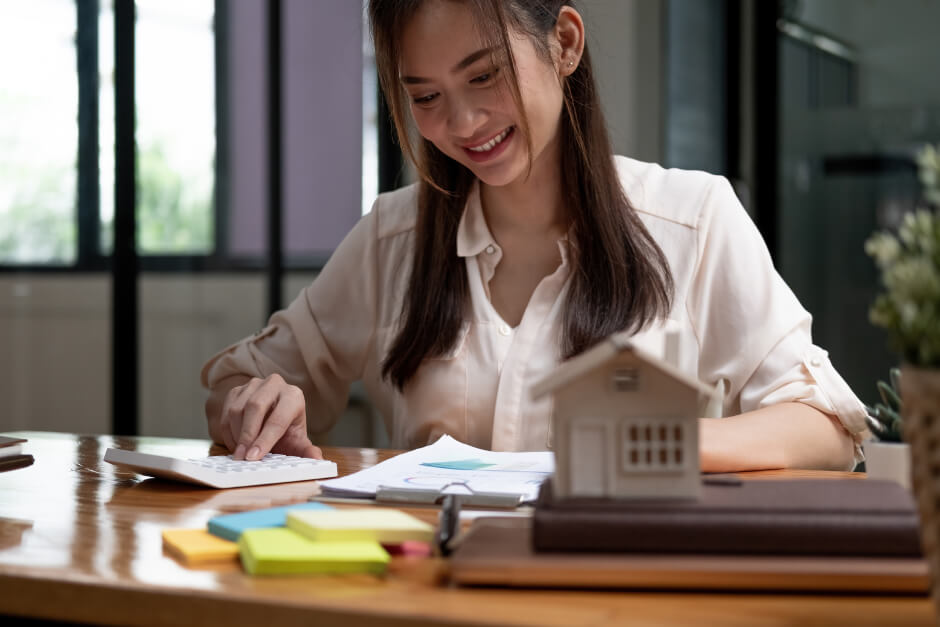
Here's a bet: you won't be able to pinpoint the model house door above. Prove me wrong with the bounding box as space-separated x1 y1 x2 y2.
569 419 608 496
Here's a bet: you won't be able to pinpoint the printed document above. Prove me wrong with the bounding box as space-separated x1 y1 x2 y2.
319 435 554 503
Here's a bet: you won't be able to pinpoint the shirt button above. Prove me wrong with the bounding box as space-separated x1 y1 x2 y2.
485 245 496 254
810 358 822 367
499 324 511 336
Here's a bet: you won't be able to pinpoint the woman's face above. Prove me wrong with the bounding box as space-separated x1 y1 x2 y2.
399 1 565 188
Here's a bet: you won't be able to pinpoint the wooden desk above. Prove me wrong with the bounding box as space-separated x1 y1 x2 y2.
0 431 934 627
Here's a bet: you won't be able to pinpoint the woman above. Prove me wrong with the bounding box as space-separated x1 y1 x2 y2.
202 0 866 471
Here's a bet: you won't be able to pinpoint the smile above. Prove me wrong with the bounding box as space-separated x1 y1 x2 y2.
466 126 514 153
462 126 515 163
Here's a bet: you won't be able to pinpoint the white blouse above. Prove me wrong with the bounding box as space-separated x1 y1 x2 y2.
202 156 868 459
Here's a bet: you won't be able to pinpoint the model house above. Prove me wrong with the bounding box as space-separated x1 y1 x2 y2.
531 332 721 501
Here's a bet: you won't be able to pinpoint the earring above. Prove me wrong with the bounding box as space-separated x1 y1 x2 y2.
568 61 573 67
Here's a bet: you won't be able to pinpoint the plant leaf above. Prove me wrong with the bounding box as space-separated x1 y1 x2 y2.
878 380 902 410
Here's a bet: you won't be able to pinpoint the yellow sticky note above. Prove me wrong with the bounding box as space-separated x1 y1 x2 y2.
287 508 434 544
162 528 239 565
238 527 389 576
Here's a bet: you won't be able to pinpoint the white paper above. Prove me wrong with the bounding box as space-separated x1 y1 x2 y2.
320 435 555 503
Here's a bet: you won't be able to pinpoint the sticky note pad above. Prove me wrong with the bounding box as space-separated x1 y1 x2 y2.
287 508 434 544
238 528 389 576
208 501 333 542
382 540 433 557
162 528 239 565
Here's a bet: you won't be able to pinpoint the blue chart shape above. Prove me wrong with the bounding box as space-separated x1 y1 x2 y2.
419 459 496 471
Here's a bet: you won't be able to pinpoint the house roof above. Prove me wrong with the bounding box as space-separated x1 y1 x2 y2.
530 331 720 402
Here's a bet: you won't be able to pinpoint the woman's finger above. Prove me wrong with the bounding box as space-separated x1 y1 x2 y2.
245 384 306 460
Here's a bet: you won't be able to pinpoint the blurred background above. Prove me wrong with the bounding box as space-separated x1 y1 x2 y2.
1 0 938 447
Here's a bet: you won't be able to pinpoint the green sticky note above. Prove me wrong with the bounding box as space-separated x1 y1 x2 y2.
287 508 434 544
420 458 495 470
238 528 389 576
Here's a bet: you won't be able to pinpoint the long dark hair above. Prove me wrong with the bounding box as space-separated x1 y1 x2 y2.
371 0 674 390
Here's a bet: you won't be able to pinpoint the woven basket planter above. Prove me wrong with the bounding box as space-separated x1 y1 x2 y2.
901 366 940 618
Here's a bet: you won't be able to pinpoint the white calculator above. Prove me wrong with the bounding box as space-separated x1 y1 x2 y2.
103 448 338 489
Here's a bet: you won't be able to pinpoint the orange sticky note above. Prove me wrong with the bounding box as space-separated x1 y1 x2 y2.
162 528 240 565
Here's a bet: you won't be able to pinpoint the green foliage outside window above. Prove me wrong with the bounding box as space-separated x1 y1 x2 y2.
0 166 77 263
136 139 213 254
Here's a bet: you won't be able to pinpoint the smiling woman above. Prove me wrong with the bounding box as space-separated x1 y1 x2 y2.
374 0 674 383
202 0 867 475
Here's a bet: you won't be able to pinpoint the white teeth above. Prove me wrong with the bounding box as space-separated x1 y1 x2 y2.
468 127 511 152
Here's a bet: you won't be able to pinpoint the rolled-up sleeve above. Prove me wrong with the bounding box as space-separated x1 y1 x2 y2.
687 176 868 450
200 201 381 434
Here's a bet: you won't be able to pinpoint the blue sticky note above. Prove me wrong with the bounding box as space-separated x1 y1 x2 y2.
208 502 333 542
420 459 495 470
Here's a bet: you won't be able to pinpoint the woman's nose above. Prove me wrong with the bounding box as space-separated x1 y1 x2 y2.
446 96 483 139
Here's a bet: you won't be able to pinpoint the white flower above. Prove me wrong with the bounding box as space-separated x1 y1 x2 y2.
864 232 901 267
917 144 940 207
866 155 940 368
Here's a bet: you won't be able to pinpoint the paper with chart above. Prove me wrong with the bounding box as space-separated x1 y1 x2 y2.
319 435 554 503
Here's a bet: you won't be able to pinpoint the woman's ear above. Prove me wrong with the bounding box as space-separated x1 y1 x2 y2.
554 6 585 77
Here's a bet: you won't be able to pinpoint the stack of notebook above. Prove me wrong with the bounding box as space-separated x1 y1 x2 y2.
162 503 433 576
449 477 929 592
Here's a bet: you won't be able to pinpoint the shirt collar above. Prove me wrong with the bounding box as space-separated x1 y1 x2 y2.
456 181 497 258
456 179 574 259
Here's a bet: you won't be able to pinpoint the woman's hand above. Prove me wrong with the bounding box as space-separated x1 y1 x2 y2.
213 373 322 460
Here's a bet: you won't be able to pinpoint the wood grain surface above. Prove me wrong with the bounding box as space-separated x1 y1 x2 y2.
0 431 934 627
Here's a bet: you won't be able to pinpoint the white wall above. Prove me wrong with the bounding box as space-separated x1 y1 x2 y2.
0 277 110 435
582 0 665 162
0 274 384 446
0 275 265 437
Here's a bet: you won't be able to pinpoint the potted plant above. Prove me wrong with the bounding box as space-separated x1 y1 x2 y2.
861 368 911 489
865 142 940 406
865 143 940 612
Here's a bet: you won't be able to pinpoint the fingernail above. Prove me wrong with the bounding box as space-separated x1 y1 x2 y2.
247 446 261 460
234 444 246 459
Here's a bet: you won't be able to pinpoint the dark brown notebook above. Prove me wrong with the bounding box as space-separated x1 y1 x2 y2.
0 454 34 473
0 436 32 473
533 477 922 556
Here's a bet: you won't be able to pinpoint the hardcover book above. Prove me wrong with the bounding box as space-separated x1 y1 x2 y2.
532 477 921 556
0 436 33 472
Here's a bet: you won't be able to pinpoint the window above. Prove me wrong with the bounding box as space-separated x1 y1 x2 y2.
2 1 377 272
774 1 940 400
0 0 216 268
362 2 378 216
105 0 217 255
0 1 79 264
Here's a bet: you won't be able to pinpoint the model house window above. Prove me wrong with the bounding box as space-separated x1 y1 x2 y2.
611 368 640 392
621 419 686 473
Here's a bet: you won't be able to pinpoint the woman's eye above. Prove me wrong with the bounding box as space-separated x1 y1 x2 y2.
471 68 499 84
412 93 438 105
